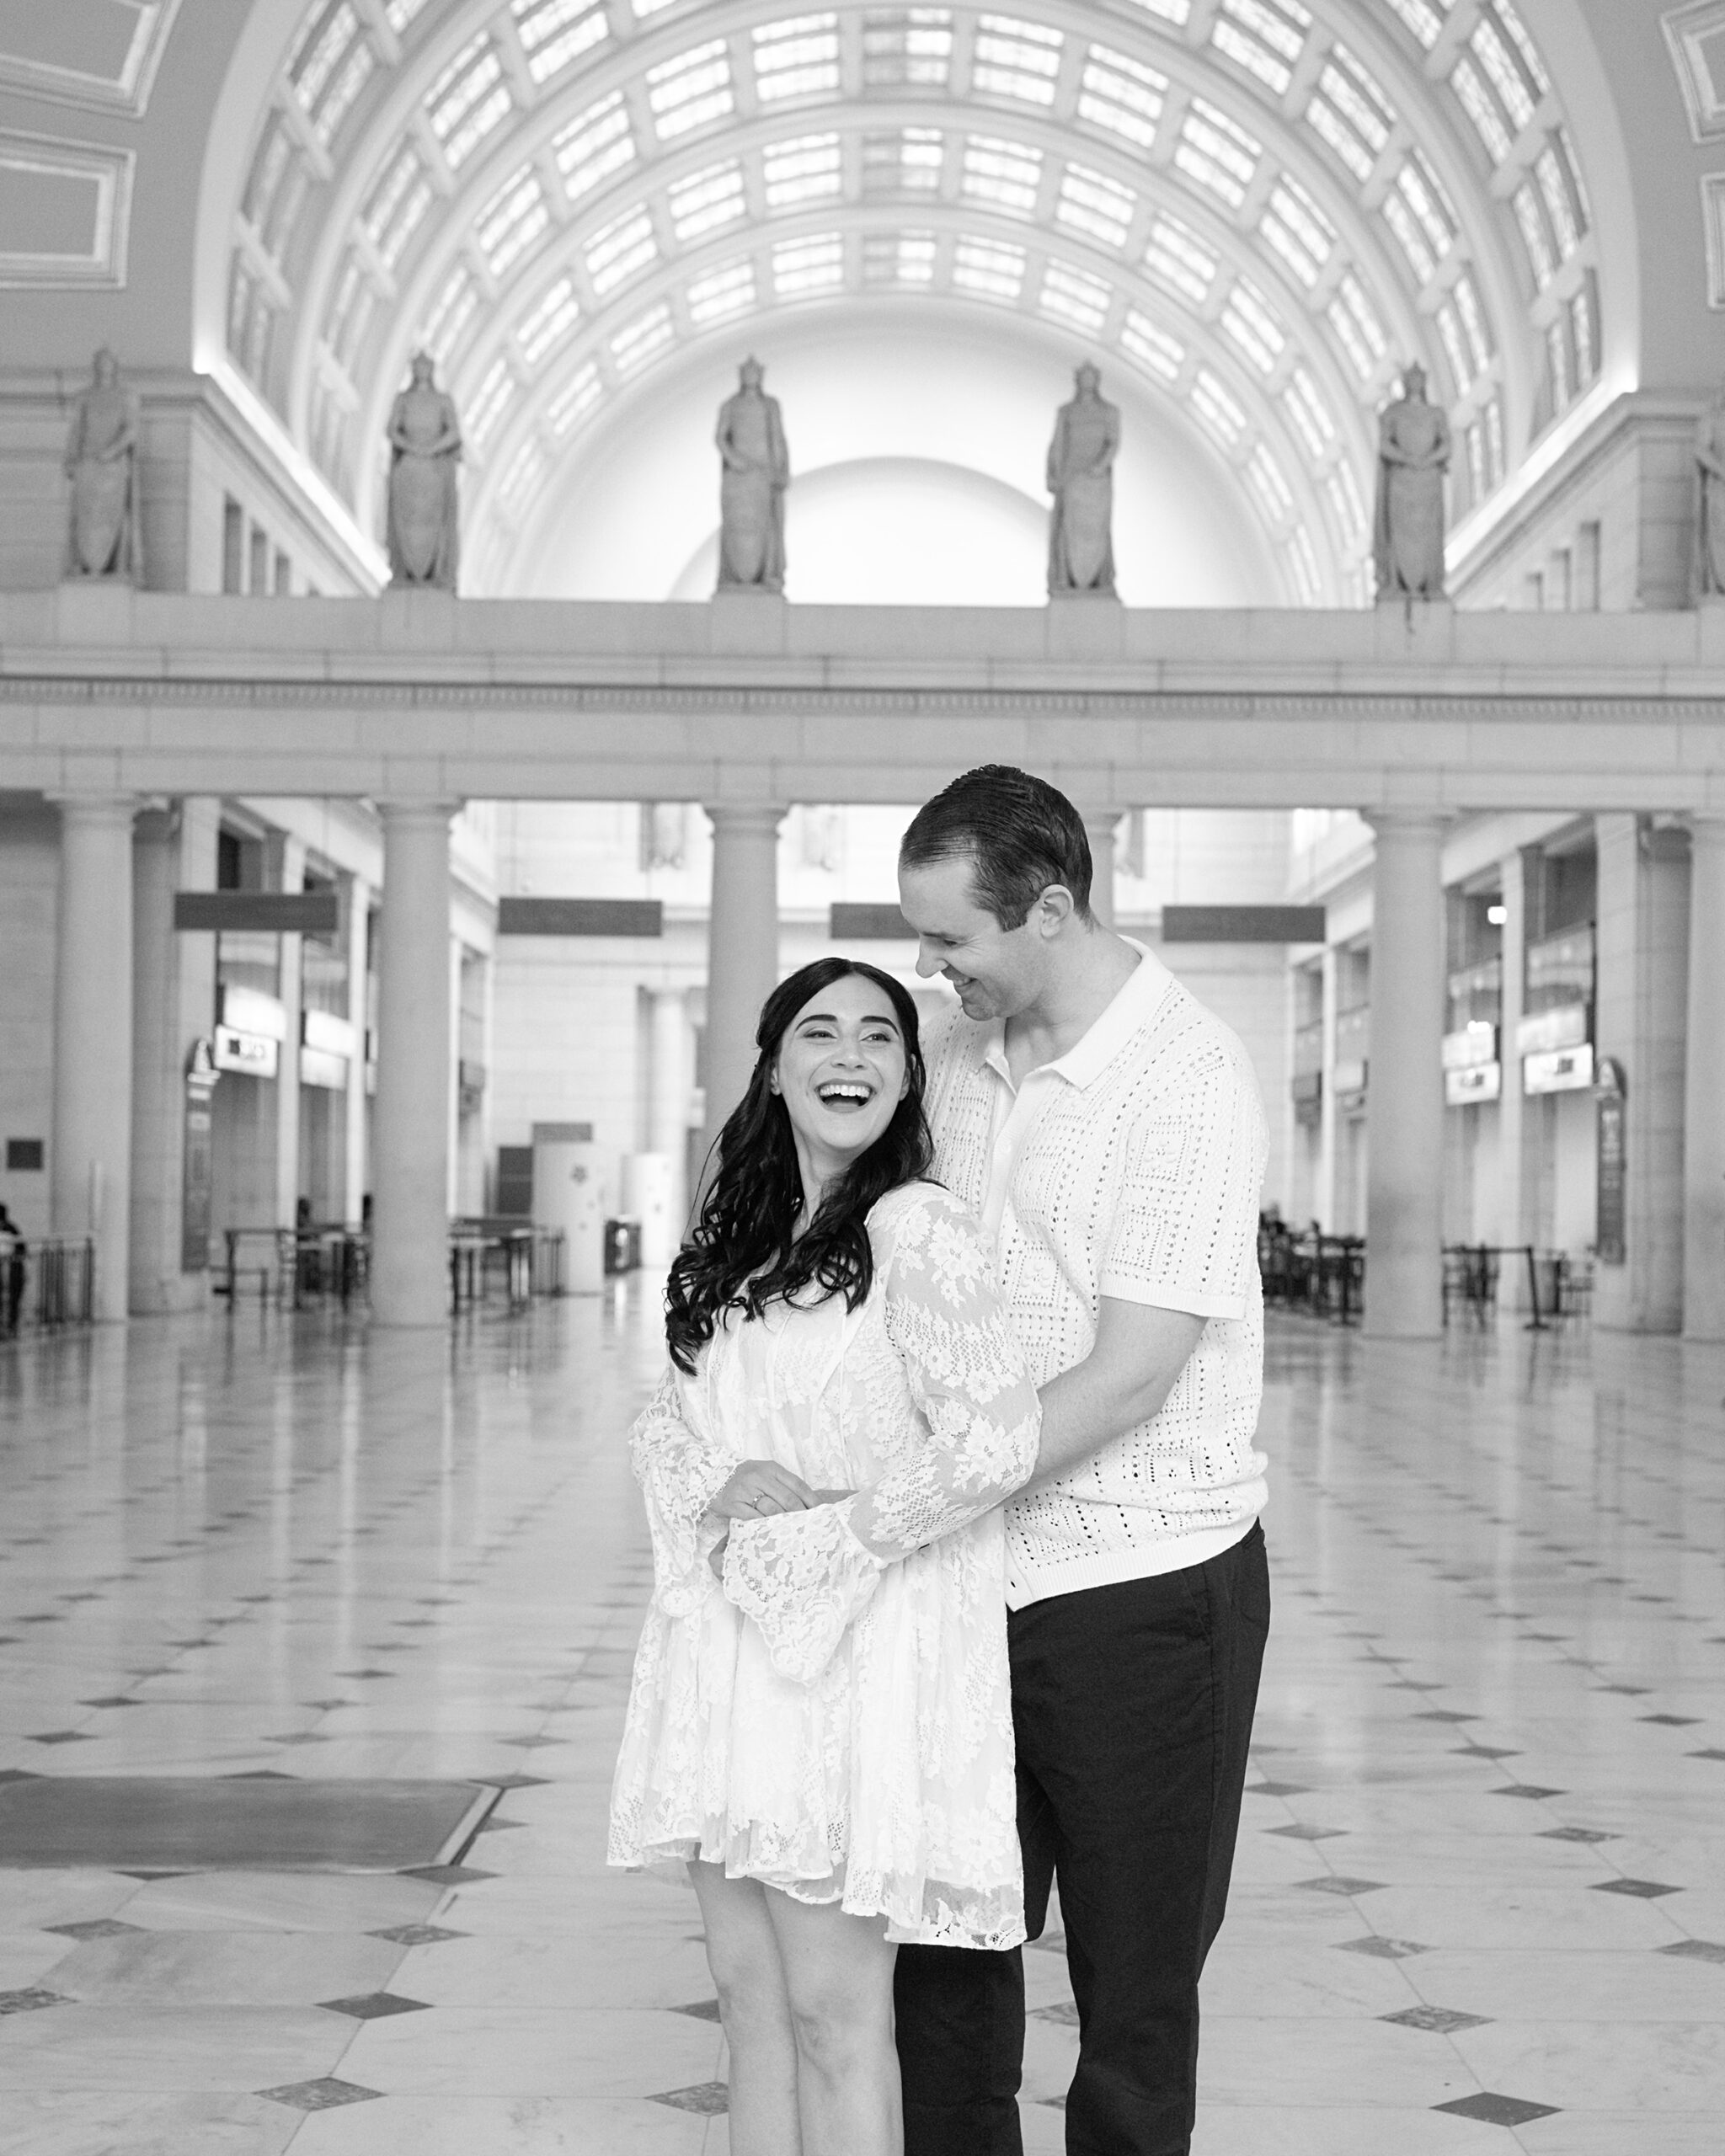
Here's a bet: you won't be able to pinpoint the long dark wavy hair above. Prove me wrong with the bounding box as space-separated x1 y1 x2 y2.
665 958 934 1372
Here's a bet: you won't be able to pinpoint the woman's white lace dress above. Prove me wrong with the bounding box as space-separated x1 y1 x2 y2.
607 1182 1040 1948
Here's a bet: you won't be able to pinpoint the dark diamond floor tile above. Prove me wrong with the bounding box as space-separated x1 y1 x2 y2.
1337 1936 1429 1959
649 2083 729 2115
1490 1784 1565 1799
1540 1826 1617 1844
78 1697 140 1709
334 1668 394 1680
1266 1822 1346 1839
1032 2001 1081 2025
475 1773 551 1790
0 1769 41 1783
497 1734 565 1748
1454 1745 1520 1760
257 2078 384 2111
1593 1877 1680 1897
318 1991 430 2019
1295 1876 1385 1896
673 1999 723 2021
28 1731 93 1745
0 1988 70 2015
44 1919 145 1940
1434 2092 1560 2127
1688 1748 1725 1761
368 1924 466 1945
1639 1713 1701 1726
1413 1710 1477 1723
398 1863 495 1886
1382 2005 1491 2033
1247 1780 1311 1797
1658 1939 1725 1964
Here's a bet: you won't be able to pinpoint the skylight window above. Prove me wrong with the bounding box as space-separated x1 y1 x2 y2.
632 0 681 15
1258 178 1334 289
1471 12 1537 132
363 147 434 271
1143 213 1216 305
1306 46 1395 186
427 36 513 171
386 0 432 29
1039 261 1111 334
763 134 844 210
669 162 746 241
1221 279 1285 374
861 9 953 92
961 136 1043 217
1120 309 1183 382
516 275 580 364
1327 273 1386 380
1450 55 1513 165
1282 366 1334 457
1175 99 1259 211
862 127 944 194
467 355 517 449
1571 275 1598 385
295 3 375 149
1436 302 1472 392
1325 462 1364 542
687 259 757 324
1493 1 1551 93
1191 370 1247 451
1453 269 1493 372
1057 164 1135 249
1512 182 1554 288
420 264 478 365
772 232 845 296
1245 442 1295 523
553 93 636 203
862 231 937 285
477 169 549 278
547 359 601 435
953 236 1026 301
1382 152 1457 285
646 42 734 141
972 15 1062 106
611 302 675 373
1212 0 1311 99
1382 0 1445 49
498 439 546 521
1120 0 1189 24
1285 525 1322 603
512 1 610 86
754 15 841 104
1535 143 1580 258
586 207 659 296
327 253 371 366
1077 45 1167 150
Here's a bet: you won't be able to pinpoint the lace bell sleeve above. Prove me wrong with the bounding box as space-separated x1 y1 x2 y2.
723 1187 1040 1683
629 1363 735 1619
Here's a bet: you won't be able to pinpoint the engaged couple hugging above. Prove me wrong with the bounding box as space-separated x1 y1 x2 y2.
609 766 1272 2156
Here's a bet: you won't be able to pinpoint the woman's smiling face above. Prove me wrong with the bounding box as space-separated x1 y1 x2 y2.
771 972 910 1189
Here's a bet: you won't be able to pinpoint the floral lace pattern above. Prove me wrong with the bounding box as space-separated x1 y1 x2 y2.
609 1182 1040 1948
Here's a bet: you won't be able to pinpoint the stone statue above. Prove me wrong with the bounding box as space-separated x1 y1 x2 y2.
1046 363 1120 596
64 349 142 580
1696 382 1725 599
1373 363 1450 601
386 352 462 590
715 357 789 593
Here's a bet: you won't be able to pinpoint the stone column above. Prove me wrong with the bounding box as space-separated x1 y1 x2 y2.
271 833 305 1229
1684 816 1725 1338
1493 846 1536 1289
129 807 183 1313
649 986 692 1246
1362 811 1446 1338
1594 814 1690 1334
702 803 786 1165
344 873 371 1229
51 794 136 1322
1315 942 1339 1230
1081 809 1121 928
371 800 457 1326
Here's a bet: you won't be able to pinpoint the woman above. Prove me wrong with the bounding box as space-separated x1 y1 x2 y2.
609 957 1039 2154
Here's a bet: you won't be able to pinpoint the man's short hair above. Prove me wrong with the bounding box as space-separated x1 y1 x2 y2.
900 765 1092 929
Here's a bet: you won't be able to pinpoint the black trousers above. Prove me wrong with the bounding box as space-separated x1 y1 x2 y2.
895 1524 1269 2156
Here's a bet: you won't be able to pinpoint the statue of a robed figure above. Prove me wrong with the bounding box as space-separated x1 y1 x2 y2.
386 353 462 590
1373 363 1450 601
64 350 142 581
1695 382 1725 599
715 357 789 593
1046 364 1120 595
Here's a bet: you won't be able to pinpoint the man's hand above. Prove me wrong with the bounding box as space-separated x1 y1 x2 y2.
1029 1297 1206 1493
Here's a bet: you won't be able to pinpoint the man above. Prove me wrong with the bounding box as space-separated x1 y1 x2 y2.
894 765 1271 2156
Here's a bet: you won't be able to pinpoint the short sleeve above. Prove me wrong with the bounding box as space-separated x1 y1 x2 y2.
1099 1043 1268 1320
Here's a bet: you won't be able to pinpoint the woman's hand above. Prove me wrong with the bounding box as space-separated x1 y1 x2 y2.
704 1460 818 1525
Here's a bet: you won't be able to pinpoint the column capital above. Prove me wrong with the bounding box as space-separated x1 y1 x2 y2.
1360 807 1449 839
376 797 462 825
704 801 788 833
47 790 140 825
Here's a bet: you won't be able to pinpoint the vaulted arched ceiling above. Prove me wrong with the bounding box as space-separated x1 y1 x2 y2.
212 0 1611 600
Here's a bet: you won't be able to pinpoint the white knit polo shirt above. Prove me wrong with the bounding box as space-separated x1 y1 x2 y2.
921 942 1269 1609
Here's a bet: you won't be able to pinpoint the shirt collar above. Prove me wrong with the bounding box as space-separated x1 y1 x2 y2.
975 938 1174 1094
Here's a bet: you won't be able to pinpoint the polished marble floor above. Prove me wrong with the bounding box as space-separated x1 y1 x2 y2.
1 1291 1722 2155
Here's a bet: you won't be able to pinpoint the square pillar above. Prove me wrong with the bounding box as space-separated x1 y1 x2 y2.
1594 815 1690 1334
702 802 786 1166
1683 817 1725 1339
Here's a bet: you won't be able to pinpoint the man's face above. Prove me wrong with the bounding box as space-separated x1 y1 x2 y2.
898 852 1047 1023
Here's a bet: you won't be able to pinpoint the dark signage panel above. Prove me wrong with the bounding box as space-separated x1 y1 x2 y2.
830 904 913 940
495 899 664 937
1161 906 1328 942
174 892 340 934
